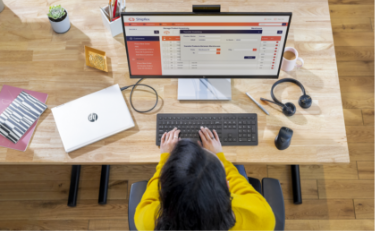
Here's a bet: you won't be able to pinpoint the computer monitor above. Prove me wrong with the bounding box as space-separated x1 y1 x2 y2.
121 12 292 100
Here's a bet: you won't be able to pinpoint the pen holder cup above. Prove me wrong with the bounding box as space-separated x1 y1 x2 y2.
0 0 5 13
100 3 123 37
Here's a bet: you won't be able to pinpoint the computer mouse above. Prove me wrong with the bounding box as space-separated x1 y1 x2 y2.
275 127 293 150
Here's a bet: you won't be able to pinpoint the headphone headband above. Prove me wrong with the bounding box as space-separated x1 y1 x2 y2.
271 78 306 106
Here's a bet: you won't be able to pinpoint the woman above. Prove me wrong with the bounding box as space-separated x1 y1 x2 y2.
135 127 275 230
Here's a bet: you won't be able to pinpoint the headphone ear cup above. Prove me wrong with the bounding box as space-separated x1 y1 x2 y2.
282 102 296 116
299 95 312 109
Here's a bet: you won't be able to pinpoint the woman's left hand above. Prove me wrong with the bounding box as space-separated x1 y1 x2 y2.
160 127 180 154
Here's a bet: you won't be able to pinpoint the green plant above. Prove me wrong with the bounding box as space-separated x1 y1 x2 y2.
47 5 66 20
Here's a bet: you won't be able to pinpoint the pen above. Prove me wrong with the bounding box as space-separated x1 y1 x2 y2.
112 0 118 21
108 0 112 21
246 92 270 115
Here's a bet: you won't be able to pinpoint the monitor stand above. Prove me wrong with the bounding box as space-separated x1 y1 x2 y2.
177 78 231 100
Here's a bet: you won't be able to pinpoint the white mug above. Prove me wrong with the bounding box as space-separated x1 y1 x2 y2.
281 47 304 72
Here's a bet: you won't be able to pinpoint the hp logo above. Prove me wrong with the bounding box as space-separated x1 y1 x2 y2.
88 113 98 122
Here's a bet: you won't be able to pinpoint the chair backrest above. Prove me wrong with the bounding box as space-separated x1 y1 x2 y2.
128 181 148 231
262 178 285 230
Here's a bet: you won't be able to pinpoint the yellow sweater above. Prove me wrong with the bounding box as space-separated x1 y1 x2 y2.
134 152 276 230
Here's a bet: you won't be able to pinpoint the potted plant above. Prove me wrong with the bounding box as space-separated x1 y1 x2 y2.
48 5 70 34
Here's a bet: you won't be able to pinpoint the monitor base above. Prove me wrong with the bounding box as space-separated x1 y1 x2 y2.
177 78 231 101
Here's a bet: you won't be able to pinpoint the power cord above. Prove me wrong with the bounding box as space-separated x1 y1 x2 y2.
120 78 159 113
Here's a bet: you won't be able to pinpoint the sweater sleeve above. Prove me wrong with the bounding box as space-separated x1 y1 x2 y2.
134 153 169 230
216 152 276 230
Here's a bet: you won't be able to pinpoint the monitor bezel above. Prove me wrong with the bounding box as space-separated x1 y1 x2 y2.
121 12 292 79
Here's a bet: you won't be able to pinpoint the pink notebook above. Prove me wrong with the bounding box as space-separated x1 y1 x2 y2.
0 85 48 151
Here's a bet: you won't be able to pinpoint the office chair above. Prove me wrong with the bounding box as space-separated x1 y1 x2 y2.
128 165 285 231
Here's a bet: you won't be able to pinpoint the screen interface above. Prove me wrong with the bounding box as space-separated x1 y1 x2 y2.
123 15 290 77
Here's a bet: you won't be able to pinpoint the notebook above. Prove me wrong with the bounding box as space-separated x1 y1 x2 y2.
0 85 48 151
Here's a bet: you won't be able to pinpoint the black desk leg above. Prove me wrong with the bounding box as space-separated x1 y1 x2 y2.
291 165 302 204
68 165 81 207
98 165 110 205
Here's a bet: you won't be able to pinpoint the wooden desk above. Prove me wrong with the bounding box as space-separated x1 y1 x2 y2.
0 0 349 165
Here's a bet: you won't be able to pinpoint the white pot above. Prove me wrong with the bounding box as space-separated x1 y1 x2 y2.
0 0 5 13
49 11 71 34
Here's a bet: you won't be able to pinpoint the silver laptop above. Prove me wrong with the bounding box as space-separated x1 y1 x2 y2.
52 84 134 153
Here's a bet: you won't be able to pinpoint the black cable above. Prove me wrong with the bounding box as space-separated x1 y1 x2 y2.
120 78 159 113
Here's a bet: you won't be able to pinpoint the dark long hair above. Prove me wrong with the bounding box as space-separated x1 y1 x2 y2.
155 140 235 230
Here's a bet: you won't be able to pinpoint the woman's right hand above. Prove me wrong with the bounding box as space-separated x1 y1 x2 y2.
198 126 223 154
160 127 180 154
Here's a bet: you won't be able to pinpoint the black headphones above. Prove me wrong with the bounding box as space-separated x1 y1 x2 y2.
261 78 312 116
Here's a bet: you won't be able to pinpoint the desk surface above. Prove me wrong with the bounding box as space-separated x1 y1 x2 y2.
0 0 349 165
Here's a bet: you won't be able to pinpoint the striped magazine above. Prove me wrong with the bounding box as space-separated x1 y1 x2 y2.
0 91 47 144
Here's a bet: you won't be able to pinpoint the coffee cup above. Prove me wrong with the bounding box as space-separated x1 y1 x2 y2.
281 47 304 72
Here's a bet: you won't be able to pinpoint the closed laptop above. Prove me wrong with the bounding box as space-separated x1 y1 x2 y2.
52 84 134 152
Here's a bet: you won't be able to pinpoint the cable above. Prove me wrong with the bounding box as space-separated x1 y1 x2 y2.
120 78 159 113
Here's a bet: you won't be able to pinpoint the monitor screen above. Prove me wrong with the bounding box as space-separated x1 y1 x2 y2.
122 13 292 78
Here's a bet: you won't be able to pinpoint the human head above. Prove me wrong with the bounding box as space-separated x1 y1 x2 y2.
155 139 235 230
